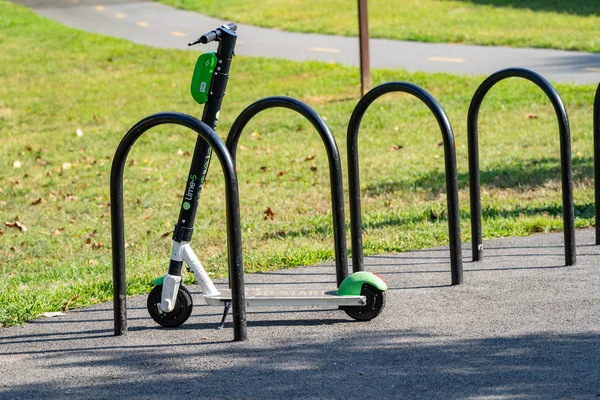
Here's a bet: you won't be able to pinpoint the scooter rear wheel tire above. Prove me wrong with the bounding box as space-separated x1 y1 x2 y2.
342 283 385 321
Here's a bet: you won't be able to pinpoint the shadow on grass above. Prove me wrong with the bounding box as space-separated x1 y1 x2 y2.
3 330 599 399
257 202 593 243
363 156 593 196
456 0 600 16
254 157 593 243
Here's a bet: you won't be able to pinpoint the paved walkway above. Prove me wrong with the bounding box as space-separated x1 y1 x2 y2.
1 230 599 399
13 0 600 84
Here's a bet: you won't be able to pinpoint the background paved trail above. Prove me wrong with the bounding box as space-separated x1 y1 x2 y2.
13 0 600 84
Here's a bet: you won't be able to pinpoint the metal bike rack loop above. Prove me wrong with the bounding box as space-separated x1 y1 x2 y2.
468 68 575 266
347 81 463 286
110 112 247 342
594 83 600 245
226 96 349 286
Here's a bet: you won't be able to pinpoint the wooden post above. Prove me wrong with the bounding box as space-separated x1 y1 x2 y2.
358 0 371 96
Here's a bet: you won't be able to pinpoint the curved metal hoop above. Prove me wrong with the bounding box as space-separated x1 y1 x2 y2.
110 112 247 341
594 83 600 245
347 81 463 285
467 67 575 266
226 96 348 286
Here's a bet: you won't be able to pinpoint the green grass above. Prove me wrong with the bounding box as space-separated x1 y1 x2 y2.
156 0 600 52
0 1 597 326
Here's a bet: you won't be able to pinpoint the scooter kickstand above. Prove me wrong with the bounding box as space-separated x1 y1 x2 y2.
216 300 231 330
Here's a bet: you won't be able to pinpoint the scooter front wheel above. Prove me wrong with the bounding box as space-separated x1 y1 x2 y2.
342 284 385 321
147 284 193 327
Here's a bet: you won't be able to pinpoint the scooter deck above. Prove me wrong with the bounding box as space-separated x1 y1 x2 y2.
204 288 366 307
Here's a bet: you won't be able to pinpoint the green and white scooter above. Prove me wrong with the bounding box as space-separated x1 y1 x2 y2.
147 24 387 329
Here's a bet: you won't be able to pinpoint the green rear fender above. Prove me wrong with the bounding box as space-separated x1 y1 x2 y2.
336 271 387 296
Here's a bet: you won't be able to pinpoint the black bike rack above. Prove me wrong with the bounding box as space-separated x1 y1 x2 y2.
347 81 463 286
468 68 576 266
594 83 600 245
226 96 349 286
110 112 248 342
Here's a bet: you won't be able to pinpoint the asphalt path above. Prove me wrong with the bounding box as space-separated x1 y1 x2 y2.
1 230 600 399
12 0 600 84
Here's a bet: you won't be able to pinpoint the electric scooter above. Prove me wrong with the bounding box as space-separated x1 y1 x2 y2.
146 24 387 330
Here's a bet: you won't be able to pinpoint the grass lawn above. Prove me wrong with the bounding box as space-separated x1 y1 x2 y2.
156 0 600 52
0 0 597 326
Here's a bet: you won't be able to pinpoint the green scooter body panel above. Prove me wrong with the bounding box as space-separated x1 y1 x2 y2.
190 52 217 105
336 271 387 296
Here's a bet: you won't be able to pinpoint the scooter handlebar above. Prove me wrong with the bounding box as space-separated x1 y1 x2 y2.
189 23 237 46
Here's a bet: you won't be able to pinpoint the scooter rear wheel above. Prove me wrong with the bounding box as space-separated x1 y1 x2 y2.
342 283 385 321
147 284 193 327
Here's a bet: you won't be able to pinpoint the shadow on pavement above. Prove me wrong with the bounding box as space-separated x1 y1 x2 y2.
3 330 599 399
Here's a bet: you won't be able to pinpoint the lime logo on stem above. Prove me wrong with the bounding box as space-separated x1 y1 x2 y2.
183 202 191 210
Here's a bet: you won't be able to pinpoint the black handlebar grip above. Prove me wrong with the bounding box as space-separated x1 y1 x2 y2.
200 31 217 44
190 23 237 46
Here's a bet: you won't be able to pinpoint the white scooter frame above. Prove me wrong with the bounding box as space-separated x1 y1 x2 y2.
161 240 369 312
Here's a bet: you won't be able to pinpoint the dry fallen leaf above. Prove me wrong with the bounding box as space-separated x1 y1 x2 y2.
4 220 27 232
434 141 443 148
62 295 79 311
89 259 98 266
52 228 64 236
31 198 44 206
526 113 538 119
278 171 286 177
161 231 171 238
429 210 439 221
310 165 318 172
391 144 404 151
259 166 268 172
264 207 275 220
35 156 48 165
42 312 65 318
305 155 316 161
